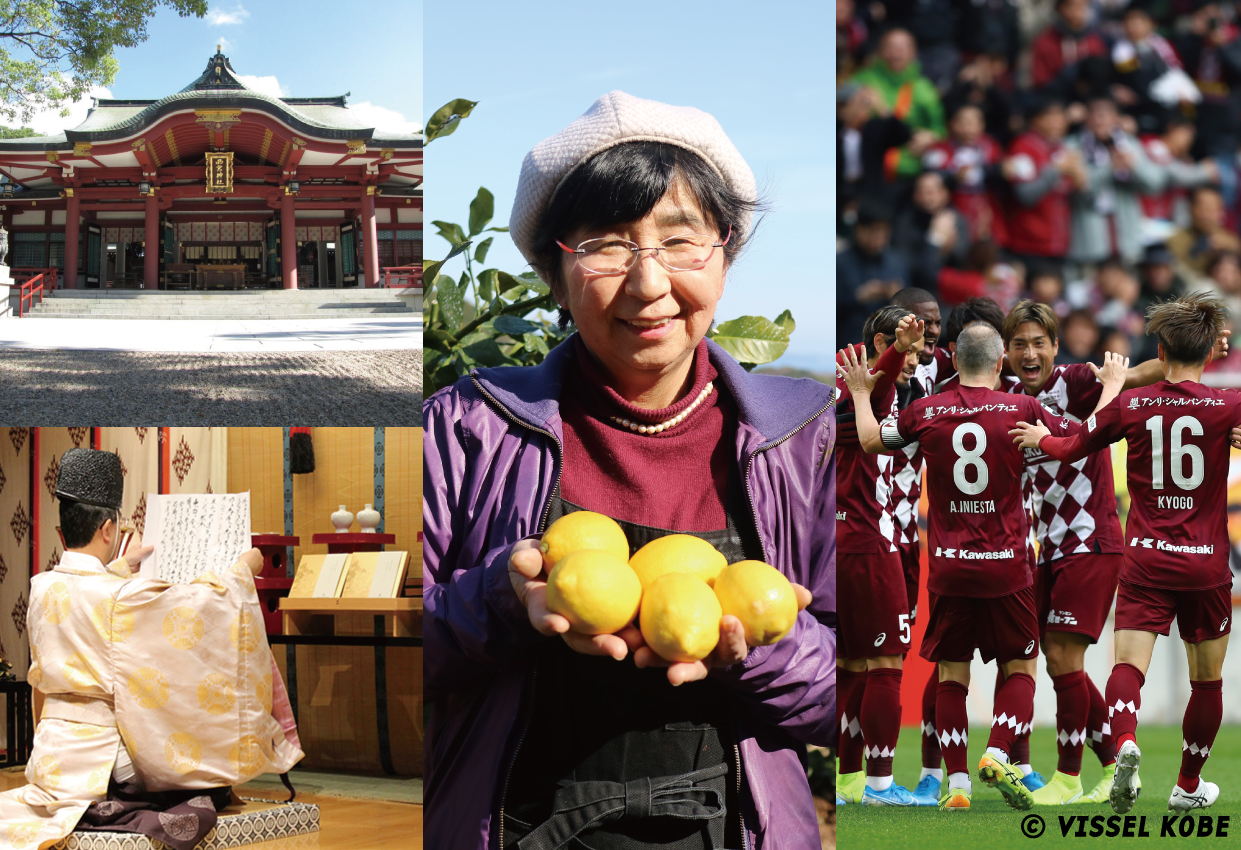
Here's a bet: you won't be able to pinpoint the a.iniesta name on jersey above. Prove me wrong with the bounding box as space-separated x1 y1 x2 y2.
950 500 997 513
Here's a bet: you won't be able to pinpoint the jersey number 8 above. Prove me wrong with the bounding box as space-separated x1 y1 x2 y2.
1146 414 1204 491
952 422 989 495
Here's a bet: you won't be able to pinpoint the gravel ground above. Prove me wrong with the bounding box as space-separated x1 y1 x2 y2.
0 348 423 425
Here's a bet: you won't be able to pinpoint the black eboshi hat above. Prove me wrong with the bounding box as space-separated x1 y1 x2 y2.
55 448 124 509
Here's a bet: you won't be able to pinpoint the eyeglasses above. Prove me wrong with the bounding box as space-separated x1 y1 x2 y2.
557 226 731 275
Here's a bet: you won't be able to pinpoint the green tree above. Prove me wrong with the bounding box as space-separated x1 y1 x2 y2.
0 0 208 124
0 125 36 138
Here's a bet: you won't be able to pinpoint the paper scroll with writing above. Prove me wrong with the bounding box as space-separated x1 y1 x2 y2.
139 492 251 582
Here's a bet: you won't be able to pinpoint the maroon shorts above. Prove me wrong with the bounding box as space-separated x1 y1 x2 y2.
838 550 911 658
920 585 1040 665
1114 580 1233 644
897 540 921 625
1035 551 1122 642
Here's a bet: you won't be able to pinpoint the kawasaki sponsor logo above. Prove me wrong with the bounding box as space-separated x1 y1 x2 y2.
935 547 1016 560
1129 536 1214 554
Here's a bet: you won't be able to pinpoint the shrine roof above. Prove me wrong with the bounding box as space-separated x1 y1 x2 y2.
0 50 422 151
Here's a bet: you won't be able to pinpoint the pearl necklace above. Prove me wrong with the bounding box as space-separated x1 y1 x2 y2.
610 382 715 435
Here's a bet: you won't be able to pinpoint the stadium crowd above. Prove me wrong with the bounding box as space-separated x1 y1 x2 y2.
837 0 1241 371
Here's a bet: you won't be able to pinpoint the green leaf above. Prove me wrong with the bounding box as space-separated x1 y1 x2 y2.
461 338 516 368
436 273 466 331
424 98 478 143
710 316 791 366
422 239 473 285
523 332 550 357
773 309 796 335
494 315 540 336
477 267 498 303
474 237 495 265
423 328 458 353
431 220 467 246
486 226 510 233
499 271 549 296
468 188 495 236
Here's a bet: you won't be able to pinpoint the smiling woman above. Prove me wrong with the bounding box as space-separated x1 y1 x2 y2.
422 91 837 850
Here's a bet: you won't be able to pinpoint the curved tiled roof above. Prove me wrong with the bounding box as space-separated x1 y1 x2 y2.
0 50 422 149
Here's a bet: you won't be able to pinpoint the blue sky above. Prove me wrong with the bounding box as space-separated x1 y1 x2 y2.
424 0 836 370
25 0 422 139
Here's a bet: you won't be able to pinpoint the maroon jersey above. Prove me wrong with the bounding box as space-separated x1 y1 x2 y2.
1006 363 1124 563
836 342 905 554
881 385 1071 597
923 137 1006 243
1040 380 1241 591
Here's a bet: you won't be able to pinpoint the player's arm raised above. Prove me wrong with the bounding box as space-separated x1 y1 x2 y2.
1089 351 1131 412
839 344 889 454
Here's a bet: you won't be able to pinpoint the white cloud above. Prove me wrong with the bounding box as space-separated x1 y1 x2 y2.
345 102 421 136
23 86 112 136
207 5 249 25
236 74 285 98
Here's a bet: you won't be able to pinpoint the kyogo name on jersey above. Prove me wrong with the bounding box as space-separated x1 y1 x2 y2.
1129 536 1214 554
950 500 996 513
935 547 1017 559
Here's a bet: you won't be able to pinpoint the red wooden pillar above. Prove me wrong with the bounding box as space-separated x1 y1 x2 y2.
144 193 159 289
64 191 80 289
361 189 379 288
280 190 297 290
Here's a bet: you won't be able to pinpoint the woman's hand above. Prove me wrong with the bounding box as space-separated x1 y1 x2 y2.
633 583 813 686
508 540 643 661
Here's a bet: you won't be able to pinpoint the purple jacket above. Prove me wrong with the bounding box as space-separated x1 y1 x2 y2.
423 337 836 849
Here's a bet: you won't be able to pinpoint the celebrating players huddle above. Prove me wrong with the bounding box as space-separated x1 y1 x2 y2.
835 288 1235 815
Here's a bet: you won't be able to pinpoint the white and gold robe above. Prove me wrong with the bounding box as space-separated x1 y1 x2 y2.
0 551 304 849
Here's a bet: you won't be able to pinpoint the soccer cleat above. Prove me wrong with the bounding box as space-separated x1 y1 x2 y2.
1031 770 1083 804
1110 740 1141 814
1168 778 1219 812
978 753 1035 810
912 775 942 807
835 795 847 806
837 770 866 804
862 783 918 806
939 786 971 811
1022 771 1048 791
1079 764 1114 804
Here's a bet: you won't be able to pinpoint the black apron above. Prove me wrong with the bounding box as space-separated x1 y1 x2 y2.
501 488 764 850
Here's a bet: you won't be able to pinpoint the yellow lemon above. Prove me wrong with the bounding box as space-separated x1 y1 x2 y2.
629 534 727 589
639 573 722 663
545 550 642 635
540 511 630 571
713 560 798 646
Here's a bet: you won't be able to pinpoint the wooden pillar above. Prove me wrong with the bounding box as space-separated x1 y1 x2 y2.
362 190 379 288
64 191 80 289
281 191 297 291
144 193 159 289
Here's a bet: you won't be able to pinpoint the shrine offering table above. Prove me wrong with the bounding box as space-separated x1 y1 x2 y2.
276 597 422 776
311 532 396 554
196 264 246 289
252 533 298 635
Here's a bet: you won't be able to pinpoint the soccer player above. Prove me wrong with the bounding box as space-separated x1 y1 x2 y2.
1002 300 1169 805
1012 292 1241 814
887 288 946 805
842 323 1126 811
836 307 926 806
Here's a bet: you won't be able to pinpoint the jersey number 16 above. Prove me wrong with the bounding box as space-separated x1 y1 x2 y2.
1146 414 1204 491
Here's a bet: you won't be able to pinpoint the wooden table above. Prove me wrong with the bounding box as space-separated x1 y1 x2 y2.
0 679 32 767
311 532 396 554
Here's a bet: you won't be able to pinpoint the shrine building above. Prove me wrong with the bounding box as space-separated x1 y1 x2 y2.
0 49 422 290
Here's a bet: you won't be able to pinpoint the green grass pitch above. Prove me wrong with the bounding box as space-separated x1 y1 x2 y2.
837 725 1241 846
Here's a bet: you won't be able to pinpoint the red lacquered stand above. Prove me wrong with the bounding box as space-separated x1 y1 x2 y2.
252 533 299 634
311 532 396 554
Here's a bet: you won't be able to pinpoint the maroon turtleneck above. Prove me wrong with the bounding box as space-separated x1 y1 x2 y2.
560 336 734 531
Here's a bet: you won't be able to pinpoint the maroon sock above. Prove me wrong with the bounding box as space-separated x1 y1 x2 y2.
1178 679 1223 792
922 669 941 770
838 667 867 774
937 680 971 776
1085 672 1117 766
1051 670 1089 775
987 672 1036 758
861 667 903 778
1105 663 1145 750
